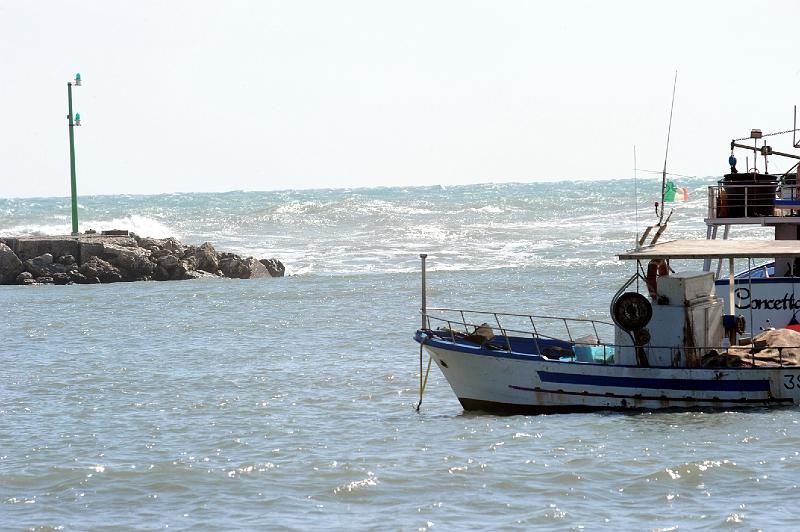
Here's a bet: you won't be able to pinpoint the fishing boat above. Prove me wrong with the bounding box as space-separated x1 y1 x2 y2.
413 121 800 414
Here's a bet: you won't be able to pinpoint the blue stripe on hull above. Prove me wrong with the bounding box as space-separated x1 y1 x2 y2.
537 371 770 392
509 385 790 403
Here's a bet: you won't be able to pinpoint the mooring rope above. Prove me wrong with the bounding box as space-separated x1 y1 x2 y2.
416 337 433 412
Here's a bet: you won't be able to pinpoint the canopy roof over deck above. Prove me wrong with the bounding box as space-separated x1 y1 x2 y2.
618 239 800 260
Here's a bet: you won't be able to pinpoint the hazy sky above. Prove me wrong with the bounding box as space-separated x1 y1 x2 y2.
2 1 800 198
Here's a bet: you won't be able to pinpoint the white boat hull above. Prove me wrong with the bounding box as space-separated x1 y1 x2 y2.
421 337 800 414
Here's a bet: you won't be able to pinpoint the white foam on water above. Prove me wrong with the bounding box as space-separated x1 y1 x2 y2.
2 215 176 239
467 205 505 214
82 215 177 239
3 222 73 236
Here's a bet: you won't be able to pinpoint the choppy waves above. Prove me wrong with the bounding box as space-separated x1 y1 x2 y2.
0 178 741 275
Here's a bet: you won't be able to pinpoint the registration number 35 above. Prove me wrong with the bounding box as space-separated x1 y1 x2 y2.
784 375 800 389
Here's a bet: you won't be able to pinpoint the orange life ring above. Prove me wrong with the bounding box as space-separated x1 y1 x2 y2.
645 259 669 299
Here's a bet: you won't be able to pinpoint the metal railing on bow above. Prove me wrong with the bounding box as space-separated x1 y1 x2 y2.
707 182 798 220
422 307 615 353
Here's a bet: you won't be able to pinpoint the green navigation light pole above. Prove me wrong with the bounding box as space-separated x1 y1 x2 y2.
67 73 82 235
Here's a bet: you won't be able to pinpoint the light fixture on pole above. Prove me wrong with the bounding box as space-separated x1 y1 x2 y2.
67 73 82 235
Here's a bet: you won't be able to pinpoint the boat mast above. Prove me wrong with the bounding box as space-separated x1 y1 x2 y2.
659 70 678 224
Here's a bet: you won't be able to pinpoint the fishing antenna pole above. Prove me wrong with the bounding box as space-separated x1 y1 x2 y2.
659 70 678 224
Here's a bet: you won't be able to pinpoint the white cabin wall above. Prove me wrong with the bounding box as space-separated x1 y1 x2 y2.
614 327 637 365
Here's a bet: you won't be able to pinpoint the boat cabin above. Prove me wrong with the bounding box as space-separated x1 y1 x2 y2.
617 239 800 368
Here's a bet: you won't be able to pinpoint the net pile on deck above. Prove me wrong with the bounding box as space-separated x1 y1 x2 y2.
702 329 800 367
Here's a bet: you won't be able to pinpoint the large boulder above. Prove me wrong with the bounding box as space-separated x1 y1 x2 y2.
246 258 270 278
24 253 54 277
135 236 185 256
259 258 286 277
219 256 248 279
24 253 80 278
101 244 156 280
154 266 170 281
170 259 197 281
219 256 270 279
0 243 24 284
79 256 123 283
149 247 170 259
67 271 95 284
150 251 180 281
161 237 185 255
157 254 179 270
182 255 198 272
133 235 157 248
51 272 71 285
195 242 219 273
16 271 35 285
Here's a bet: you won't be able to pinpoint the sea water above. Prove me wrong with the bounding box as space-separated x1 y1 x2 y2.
2 179 798 529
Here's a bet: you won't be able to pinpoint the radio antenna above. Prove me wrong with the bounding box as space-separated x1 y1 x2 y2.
659 70 678 224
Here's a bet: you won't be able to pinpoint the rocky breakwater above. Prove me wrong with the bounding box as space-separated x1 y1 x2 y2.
0 231 285 286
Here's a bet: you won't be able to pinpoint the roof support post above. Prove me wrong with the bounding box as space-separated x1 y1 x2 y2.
728 257 735 316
